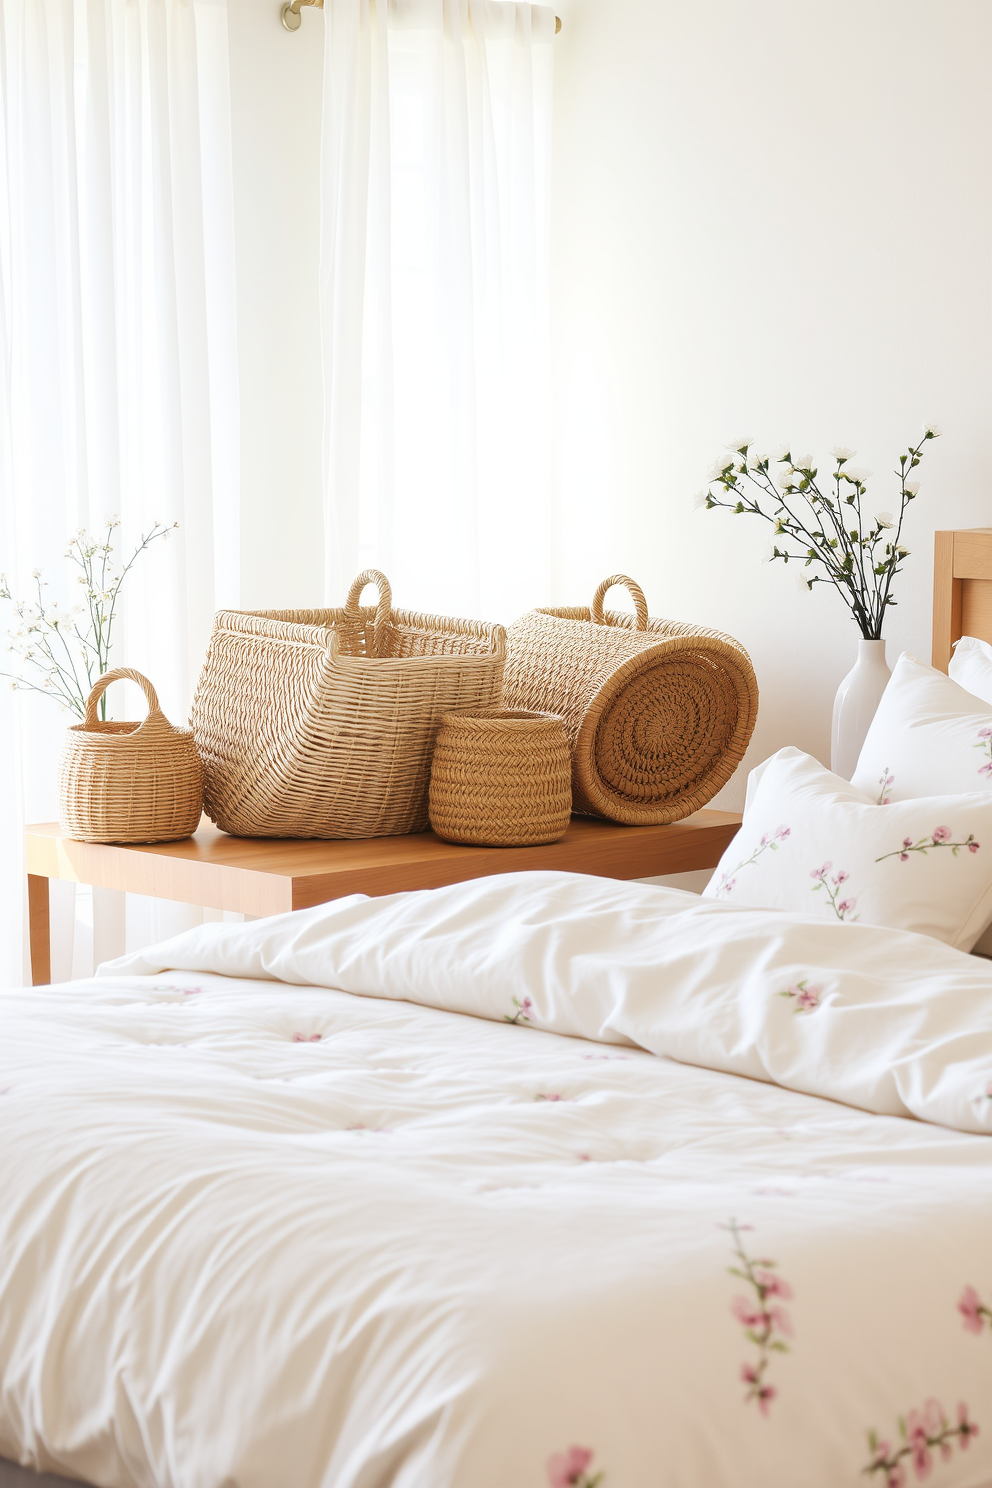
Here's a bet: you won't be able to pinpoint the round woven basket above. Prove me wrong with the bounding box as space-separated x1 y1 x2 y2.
59 668 203 844
503 575 759 825
429 709 572 847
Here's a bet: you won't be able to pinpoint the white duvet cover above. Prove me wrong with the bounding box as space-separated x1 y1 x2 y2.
2 872 991 1488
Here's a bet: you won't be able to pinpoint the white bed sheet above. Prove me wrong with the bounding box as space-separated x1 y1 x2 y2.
2 886 991 1488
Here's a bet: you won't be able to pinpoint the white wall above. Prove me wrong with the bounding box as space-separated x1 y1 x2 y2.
228 0 325 609
222 0 992 811
550 0 992 807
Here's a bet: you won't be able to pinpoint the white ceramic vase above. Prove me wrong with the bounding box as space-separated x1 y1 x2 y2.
830 639 891 780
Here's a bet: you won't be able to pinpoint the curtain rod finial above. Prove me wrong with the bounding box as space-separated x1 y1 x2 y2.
282 0 323 32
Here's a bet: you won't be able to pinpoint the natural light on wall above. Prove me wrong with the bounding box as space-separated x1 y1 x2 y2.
320 0 555 620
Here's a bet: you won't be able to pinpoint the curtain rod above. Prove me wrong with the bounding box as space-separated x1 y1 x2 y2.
282 1 561 33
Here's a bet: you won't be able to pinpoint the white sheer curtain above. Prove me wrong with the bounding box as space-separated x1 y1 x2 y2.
320 0 554 620
0 0 239 986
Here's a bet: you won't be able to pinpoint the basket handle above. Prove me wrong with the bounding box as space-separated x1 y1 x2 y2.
591 574 649 630
82 668 167 733
344 569 393 655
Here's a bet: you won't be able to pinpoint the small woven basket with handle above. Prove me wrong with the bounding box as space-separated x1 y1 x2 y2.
429 709 572 847
58 668 203 843
503 575 758 825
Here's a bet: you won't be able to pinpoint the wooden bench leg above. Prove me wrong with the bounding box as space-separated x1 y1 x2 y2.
27 874 51 986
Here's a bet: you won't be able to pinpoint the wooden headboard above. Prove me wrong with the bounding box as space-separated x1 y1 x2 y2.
932 529 992 671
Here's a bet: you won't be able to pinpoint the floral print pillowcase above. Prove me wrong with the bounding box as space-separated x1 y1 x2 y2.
702 747 992 951
851 652 992 803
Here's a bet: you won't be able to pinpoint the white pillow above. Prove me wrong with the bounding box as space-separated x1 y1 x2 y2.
851 653 992 802
703 747 992 950
949 635 992 706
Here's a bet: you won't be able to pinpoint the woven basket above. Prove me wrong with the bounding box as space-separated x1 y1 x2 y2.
58 668 203 843
192 570 506 839
429 709 572 847
503 575 758 825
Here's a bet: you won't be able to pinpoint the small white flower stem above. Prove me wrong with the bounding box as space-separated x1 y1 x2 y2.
875 436 928 620
740 466 874 634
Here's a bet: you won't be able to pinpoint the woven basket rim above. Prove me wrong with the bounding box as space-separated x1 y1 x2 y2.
532 605 751 649
439 708 564 729
212 604 507 661
531 605 658 624
66 718 195 744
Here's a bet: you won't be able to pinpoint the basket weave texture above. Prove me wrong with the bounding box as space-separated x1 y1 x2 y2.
192 570 506 839
503 575 758 825
58 668 203 843
429 709 572 847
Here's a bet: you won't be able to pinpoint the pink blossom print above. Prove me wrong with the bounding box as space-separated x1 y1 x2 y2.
958 1285 992 1335
865 1400 979 1484
503 996 533 1025
877 767 896 804
778 977 821 1014
975 726 992 779
715 825 790 894
877 828 980 862
546 1445 603 1488
810 862 859 921
725 1218 792 1415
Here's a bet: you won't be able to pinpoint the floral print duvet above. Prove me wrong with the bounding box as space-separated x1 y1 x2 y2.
1 871 990 1488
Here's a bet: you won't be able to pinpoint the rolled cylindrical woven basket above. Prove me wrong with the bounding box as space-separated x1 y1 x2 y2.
429 709 572 847
58 668 203 844
503 575 758 826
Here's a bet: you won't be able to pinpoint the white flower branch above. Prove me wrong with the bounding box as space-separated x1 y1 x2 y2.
1 519 177 719
697 426 941 640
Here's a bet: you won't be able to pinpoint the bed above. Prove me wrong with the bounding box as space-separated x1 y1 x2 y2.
932 527 992 672
2 532 992 1488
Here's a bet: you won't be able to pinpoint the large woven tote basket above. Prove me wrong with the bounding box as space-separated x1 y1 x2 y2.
59 668 203 843
503 575 758 825
191 570 506 839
